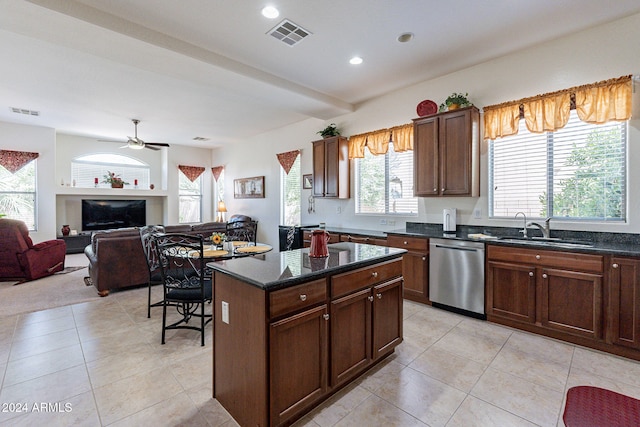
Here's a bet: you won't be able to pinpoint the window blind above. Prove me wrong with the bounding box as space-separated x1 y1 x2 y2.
490 110 626 221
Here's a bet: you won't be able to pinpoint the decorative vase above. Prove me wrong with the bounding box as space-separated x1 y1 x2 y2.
111 182 124 188
448 103 460 110
61 225 70 236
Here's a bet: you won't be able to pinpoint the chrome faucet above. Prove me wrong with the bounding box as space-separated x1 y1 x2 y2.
526 217 551 239
515 212 528 238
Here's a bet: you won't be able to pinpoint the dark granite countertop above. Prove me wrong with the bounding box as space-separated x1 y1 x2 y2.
299 226 387 239
207 242 406 291
387 222 640 257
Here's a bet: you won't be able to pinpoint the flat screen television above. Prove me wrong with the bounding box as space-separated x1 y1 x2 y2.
82 199 146 231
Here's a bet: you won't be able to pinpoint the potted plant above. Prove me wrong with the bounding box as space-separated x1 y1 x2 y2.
103 171 128 188
317 123 340 138
439 92 472 112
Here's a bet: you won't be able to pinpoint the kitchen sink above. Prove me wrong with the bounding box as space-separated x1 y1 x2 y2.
496 236 594 249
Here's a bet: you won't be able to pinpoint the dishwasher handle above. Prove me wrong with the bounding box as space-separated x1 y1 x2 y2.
434 244 481 253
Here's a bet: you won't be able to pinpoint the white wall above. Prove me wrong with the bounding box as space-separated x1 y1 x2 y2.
214 12 640 246
0 121 56 243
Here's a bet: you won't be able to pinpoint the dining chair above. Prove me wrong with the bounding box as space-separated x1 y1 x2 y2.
139 225 165 318
153 233 212 346
226 219 258 243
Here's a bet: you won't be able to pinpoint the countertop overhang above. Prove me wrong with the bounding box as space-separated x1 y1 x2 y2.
208 242 406 291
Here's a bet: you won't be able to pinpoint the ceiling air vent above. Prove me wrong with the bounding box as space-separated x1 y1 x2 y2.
268 19 311 46
192 137 209 141
10 107 39 116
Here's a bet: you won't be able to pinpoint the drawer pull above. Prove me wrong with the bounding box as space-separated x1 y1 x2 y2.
613 263 619 269
299 294 307 301
376 293 382 299
542 273 548 279
371 272 379 278
368 296 374 302
536 255 541 260
323 314 329 320
529 272 534 277
404 241 408 245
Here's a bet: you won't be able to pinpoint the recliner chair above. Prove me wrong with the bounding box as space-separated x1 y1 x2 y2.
0 218 66 281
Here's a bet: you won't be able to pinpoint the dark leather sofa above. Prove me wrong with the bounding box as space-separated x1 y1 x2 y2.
84 221 226 296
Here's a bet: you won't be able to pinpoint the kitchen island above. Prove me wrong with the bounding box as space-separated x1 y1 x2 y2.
208 242 406 427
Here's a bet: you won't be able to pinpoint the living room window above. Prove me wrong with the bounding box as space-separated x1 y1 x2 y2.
72 154 150 188
281 155 301 226
355 143 417 215
0 159 37 229
179 171 202 223
490 109 627 221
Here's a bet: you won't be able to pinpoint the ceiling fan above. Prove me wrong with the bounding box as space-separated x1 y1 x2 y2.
98 119 170 151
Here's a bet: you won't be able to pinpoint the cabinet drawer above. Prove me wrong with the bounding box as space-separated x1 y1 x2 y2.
269 279 328 318
487 245 603 273
331 259 402 298
340 234 387 246
387 235 428 252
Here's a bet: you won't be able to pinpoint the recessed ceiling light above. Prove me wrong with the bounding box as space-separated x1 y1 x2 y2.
261 6 279 19
397 32 414 43
349 56 363 65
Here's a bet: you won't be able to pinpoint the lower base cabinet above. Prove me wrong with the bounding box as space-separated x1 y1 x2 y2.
486 245 604 343
270 305 328 426
387 235 429 304
609 257 640 349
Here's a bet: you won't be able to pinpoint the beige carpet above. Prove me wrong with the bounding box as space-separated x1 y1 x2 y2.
0 254 102 318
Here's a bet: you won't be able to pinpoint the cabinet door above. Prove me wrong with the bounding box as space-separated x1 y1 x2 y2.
486 261 536 324
440 109 471 195
312 141 325 197
372 278 403 359
324 137 339 197
270 304 328 426
609 258 640 349
402 252 429 303
413 117 439 196
540 268 603 340
330 288 372 387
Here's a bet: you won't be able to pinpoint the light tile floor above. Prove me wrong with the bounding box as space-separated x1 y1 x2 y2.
2 269 640 426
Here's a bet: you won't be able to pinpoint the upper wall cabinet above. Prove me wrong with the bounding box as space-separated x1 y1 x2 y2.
312 136 350 198
413 106 480 197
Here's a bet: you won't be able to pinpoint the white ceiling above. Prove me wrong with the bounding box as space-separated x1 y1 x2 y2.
1 0 639 148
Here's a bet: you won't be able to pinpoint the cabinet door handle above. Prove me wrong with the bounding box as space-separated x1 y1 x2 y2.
613 263 619 269
368 296 374 302
441 188 445 192
542 273 548 279
376 293 382 299
299 294 307 301
433 188 437 192
535 255 541 260
371 272 378 278
422 256 426 261
529 271 534 277
323 313 329 320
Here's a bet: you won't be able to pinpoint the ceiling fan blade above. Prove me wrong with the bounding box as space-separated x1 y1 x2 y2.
119 144 129 149
145 142 170 147
144 145 161 151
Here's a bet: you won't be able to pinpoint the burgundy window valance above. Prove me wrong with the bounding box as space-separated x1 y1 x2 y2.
276 150 300 174
0 149 39 173
211 166 224 181
178 165 206 182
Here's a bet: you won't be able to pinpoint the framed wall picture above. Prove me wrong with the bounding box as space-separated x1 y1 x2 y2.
303 174 312 189
234 176 265 198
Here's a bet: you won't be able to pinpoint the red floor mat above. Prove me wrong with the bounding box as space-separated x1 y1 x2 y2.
564 386 640 427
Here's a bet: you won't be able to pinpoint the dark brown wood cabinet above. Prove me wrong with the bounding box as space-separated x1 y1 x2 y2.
329 259 403 387
270 304 328 426
413 106 479 197
387 235 429 304
486 245 604 342
609 257 640 349
312 136 350 198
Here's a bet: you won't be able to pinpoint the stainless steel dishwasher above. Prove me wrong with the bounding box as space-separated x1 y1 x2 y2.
429 238 485 318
